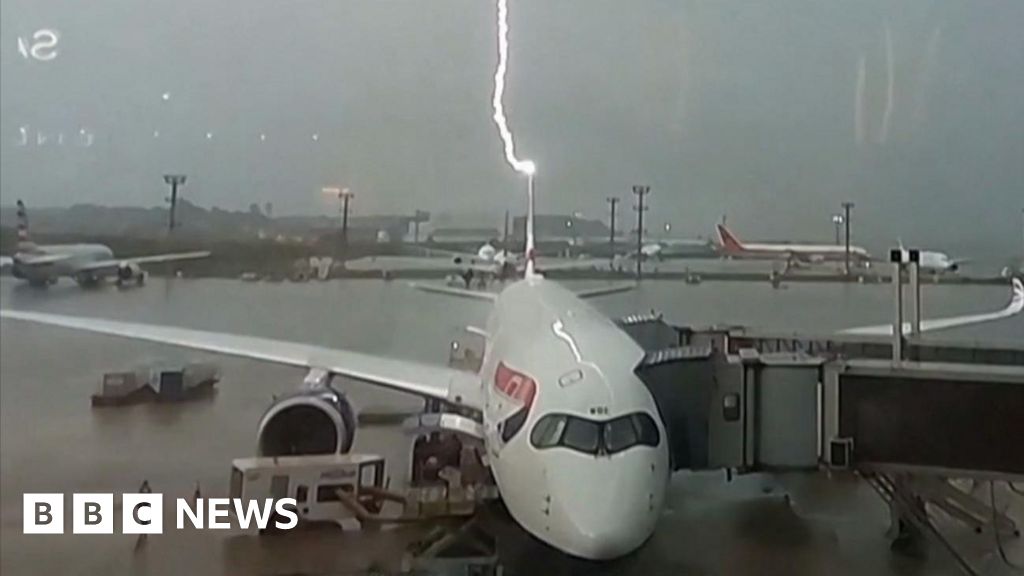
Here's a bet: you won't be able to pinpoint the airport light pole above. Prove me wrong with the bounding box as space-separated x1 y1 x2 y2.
842 201 855 275
633 185 651 280
502 210 510 252
322 186 353 252
163 174 187 232
831 213 844 245
412 210 429 244
606 197 619 259
340 188 353 250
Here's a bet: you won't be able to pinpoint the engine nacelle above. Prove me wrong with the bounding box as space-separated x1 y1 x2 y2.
116 261 145 285
256 386 356 457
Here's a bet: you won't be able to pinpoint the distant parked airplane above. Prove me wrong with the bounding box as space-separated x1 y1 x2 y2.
7 199 210 288
894 241 968 274
716 223 871 267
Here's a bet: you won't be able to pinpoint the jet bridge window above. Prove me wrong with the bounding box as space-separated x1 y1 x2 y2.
530 413 660 455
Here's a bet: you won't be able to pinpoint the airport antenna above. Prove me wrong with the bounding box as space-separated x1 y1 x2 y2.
163 174 187 232
633 185 651 280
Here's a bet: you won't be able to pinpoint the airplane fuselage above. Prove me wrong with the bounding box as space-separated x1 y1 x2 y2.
917 250 960 273
476 277 669 559
11 243 113 284
720 242 871 263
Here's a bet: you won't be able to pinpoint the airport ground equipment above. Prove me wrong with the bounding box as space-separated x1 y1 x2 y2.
92 362 218 406
230 447 498 532
230 454 388 530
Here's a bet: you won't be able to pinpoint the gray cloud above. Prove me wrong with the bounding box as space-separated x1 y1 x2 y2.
2 0 1022 255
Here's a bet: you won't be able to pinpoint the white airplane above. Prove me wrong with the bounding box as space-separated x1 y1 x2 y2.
716 223 872 267
421 241 521 273
916 250 968 274
2 183 1022 560
895 244 968 274
6 200 210 288
613 242 667 262
604 239 714 265
351 241 600 287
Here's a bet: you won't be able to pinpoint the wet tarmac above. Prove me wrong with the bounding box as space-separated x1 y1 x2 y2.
1 277 1021 575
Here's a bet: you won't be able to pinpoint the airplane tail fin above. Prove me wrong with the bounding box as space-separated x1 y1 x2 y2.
716 223 744 252
15 199 37 251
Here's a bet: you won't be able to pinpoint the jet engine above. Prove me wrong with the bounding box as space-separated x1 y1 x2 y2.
116 261 146 285
256 386 356 456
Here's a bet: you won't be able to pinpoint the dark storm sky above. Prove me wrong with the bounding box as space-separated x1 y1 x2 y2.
1 0 1022 253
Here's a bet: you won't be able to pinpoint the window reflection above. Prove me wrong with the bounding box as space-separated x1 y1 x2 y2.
562 418 600 453
604 417 639 453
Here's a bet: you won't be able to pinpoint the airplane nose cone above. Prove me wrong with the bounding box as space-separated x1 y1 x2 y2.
547 456 660 560
567 518 646 560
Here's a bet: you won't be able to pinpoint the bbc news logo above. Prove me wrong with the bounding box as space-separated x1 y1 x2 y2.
24 494 298 534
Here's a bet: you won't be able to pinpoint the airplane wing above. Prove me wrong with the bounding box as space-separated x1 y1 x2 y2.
73 251 211 274
0 309 482 408
345 256 462 272
408 246 479 260
13 253 72 266
840 278 1024 336
574 283 637 299
410 283 498 302
346 255 500 275
536 257 610 272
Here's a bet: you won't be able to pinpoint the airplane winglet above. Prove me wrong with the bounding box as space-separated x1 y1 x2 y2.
840 277 1023 336
1010 277 1023 312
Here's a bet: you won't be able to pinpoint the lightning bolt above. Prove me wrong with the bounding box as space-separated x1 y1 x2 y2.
492 0 535 176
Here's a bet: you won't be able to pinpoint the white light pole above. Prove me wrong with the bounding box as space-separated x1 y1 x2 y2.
831 214 845 245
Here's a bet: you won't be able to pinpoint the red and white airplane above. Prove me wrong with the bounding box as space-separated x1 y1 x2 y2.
2 185 1021 560
716 223 872 267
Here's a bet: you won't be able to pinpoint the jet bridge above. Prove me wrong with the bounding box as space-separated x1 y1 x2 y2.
623 309 1024 573
624 316 1024 477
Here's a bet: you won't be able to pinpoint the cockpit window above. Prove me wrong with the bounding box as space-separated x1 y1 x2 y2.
562 418 601 453
530 414 567 448
632 413 660 447
500 407 529 443
604 417 639 453
530 412 660 455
